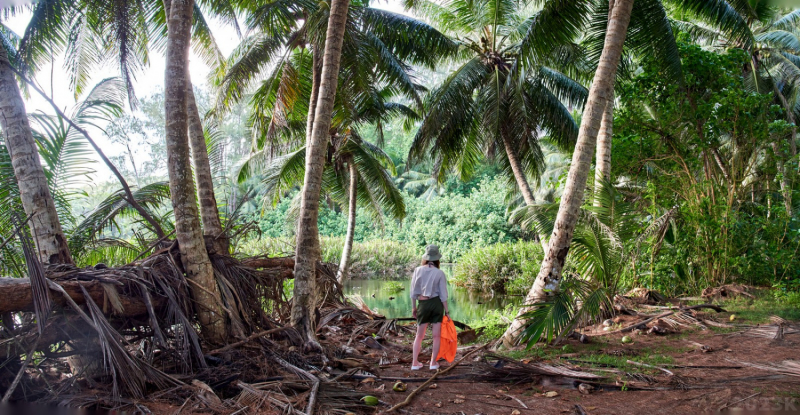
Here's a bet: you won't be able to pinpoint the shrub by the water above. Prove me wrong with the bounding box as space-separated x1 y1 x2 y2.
452 241 543 294
320 237 418 279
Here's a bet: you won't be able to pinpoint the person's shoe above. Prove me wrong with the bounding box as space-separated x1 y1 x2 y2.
411 364 424 371
429 364 440 370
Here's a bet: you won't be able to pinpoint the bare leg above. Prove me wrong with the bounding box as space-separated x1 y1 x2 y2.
429 322 442 366
412 323 428 367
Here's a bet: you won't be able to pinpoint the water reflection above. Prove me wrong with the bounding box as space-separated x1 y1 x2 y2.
343 278 522 325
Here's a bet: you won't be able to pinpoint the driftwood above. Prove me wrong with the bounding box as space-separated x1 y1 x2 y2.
386 342 491 412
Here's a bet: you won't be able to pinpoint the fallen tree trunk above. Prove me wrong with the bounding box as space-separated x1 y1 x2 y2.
0 277 159 316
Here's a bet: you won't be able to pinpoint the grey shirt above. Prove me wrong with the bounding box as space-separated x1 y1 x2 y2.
410 264 448 302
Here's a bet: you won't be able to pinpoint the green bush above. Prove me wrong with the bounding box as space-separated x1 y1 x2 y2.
471 305 520 340
452 241 543 294
320 237 418 279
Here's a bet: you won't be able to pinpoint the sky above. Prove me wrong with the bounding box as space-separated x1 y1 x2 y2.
3 1 406 183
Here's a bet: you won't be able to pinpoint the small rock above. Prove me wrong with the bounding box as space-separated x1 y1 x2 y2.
511 410 521 415
434 402 442 408
603 319 614 327
579 334 589 344
453 399 465 404
545 391 560 398
429 383 438 389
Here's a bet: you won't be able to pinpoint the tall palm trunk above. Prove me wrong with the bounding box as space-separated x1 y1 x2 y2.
500 0 634 347
337 161 357 284
186 73 229 254
164 0 226 344
503 135 537 206
0 43 72 265
502 135 545 248
594 95 613 206
292 0 351 346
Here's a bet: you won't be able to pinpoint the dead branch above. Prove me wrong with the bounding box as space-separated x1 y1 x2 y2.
207 327 288 356
626 360 674 376
386 341 491 412
1 335 40 403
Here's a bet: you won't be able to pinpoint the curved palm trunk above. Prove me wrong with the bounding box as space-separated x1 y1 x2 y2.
164 0 226 344
292 0 351 346
186 74 229 254
593 95 613 207
0 43 72 265
501 0 634 347
337 162 357 284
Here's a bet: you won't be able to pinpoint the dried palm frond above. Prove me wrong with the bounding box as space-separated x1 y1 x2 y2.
14 214 51 334
729 359 800 378
79 286 180 399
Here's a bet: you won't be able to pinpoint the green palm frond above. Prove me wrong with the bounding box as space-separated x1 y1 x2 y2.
360 8 458 69
518 0 591 68
16 0 70 73
519 278 611 346
667 0 753 49
756 30 800 52
69 182 172 256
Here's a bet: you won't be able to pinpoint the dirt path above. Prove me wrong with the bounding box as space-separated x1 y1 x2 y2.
344 326 799 414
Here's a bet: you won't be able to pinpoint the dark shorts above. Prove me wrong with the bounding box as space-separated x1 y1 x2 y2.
417 296 444 325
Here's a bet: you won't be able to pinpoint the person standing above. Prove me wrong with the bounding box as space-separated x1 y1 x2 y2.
410 245 449 370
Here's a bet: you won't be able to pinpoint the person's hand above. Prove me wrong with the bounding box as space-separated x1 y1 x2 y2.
412 309 417 319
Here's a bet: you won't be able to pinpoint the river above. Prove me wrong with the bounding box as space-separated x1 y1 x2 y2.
342 278 523 325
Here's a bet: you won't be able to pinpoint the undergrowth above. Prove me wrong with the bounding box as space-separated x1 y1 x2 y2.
451 241 542 294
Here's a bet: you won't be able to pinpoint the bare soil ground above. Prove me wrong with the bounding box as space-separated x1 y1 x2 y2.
339 315 800 414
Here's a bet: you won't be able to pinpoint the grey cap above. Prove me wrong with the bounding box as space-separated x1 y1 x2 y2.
423 245 441 261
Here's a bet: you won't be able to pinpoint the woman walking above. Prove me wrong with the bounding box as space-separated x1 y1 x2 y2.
410 245 449 370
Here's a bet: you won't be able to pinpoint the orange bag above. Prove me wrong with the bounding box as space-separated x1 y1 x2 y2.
436 315 458 363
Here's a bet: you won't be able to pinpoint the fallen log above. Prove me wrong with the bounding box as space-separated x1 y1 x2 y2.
0 277 159 316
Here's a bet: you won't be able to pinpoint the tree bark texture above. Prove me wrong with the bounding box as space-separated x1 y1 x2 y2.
594 94 613 207
337 162 357 284
501 0 634 347
292 0 351 344
164 0 226 344
186 72 229 254
0 42 72 265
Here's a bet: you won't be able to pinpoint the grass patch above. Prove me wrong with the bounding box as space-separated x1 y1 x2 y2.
722 290 800 324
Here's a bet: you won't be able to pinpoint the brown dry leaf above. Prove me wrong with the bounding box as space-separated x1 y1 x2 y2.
544 391 559 398
375 384 385 391
456 395 466 399
361 378 375 384
434 402 442 408
521 359 531 364
429 383 438 389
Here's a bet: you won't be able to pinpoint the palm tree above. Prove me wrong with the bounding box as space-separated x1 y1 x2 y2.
407 0 591 221
676 6 800 216
0 9 73 265
500 0 754 346
163 0 226 344
255 133 405 283
216 0 454 343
